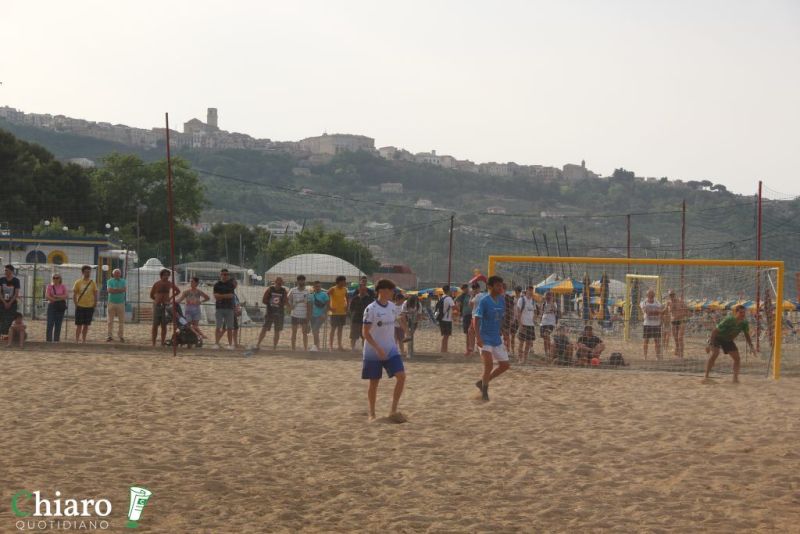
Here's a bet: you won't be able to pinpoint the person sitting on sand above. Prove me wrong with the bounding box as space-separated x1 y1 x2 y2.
7 312 26 348
703 304 755 384
575 325 604 366
551 324 573 366
361 278 406 422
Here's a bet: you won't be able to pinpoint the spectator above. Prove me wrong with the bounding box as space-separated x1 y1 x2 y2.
176 277 210 334
106 268 127 342
213 268 237 350
438 285 455 353
45 273 69 342
257 276 287 350
1 264 21 337
515 286 538 364
309 280 329 351
6 312 26 348
666 289 689 358
73 265 98 343
400 294 421 356
575 325 605 365
393 292 407 356
455 283 473 355
327 275 349 352
540 291 559 359
501 283 518 353
150 268 180 347
358 275 376 298
348 281 375 351
287 275 312 351
551 325 573 366
641 289 663 359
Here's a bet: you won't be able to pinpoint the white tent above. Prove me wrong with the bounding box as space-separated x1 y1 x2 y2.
266 253 365 284
127 258 167 302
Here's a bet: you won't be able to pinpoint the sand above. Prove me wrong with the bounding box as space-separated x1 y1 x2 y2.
1 344 799 533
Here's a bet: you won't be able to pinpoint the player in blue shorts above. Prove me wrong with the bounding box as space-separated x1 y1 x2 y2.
362 278 407 422
473 275 510 401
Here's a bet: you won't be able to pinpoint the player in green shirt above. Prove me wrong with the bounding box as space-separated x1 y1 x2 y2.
703 304 755 384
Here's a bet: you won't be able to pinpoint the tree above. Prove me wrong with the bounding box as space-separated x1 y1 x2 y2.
265 225 380 274
611 168 635 184
710 183 728 193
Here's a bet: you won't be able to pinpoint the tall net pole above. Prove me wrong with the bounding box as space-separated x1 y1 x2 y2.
164 113 179 357
447 214 454 286
756 180 762 353
680 200 686 298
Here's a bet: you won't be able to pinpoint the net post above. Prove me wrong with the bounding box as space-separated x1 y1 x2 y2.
772 262 784 379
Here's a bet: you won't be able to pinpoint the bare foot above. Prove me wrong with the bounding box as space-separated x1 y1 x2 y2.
368 414 377 422
732 378 740 384
701 377 715 384
388 412 408 424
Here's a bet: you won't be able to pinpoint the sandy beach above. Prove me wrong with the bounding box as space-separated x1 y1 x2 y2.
1 343 799 533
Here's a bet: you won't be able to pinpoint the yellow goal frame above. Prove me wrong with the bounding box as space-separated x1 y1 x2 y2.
488 255 785 379
624 274 661 342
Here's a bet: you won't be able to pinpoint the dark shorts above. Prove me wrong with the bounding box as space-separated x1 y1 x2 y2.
152 303 168 326
671 320 684 326
395 327 405 342
462 314 472 334
518 325 536 342
264 313 284 332
439 320 452 336
75 306 95 326
711 338 738 354
643 325 661 339
502 321 519 335
330 315 347 328
540 324 555 338
291 316 310 333
361 354 405 380
350 320 364 341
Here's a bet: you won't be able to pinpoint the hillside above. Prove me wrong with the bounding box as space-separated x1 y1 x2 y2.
2 119 798 286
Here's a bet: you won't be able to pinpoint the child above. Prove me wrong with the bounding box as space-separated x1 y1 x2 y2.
551 325 573 365
7 312 26 348
362 279 407 422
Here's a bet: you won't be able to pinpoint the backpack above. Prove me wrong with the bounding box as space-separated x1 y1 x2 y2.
609 352 625 367
434 298 445 323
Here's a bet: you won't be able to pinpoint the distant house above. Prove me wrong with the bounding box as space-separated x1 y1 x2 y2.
365 222 394 231
487 206 507 215
259 220 303 236
415 199 433 209
299 133 375 155
372 264 418 289
478 162 511 177
292 167 312 177
380 182 403 193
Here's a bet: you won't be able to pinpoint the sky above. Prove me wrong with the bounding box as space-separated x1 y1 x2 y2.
2 0 799 195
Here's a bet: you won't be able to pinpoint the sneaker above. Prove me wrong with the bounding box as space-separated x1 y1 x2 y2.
309 345 319 352
119 337 125 343
224 345 235 351
213 343 222 350
106 337 113 342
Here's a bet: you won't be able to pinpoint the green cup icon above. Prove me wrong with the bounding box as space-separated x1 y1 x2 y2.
126 486 152 528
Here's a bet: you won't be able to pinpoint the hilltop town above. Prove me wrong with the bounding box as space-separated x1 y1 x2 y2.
0 105 600 182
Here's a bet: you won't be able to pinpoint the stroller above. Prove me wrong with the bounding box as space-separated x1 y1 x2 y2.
164 304 203 349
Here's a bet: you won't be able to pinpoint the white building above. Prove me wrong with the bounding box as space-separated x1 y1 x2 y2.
380 182 403 193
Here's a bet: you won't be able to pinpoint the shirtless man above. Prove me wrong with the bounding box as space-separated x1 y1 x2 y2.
666 290 689 358
150 268 180 347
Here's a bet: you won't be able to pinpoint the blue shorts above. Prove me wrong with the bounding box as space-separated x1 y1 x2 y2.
185 306 202 323
361 354 405 380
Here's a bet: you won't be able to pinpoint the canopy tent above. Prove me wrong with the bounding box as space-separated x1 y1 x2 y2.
127 258 168 299
266 253 365 285
589 277 626 299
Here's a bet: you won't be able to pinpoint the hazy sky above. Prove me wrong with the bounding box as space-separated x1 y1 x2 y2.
3 0 799 194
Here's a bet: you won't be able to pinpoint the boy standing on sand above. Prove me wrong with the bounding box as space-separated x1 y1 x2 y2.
704 304 755 384
362 278 406 422
473 275 510 401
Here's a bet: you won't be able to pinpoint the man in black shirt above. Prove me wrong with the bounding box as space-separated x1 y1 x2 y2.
348 283 375 350
575 325 605 365
257 277 287 350
213 269 237 349
1 264 21 336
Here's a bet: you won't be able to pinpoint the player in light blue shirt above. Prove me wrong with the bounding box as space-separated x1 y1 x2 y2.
472 275 510 401
362 278 407 422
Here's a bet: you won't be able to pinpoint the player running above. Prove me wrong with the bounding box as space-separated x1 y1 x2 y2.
703 304 755 384
473 275 510 401
361 279 407 422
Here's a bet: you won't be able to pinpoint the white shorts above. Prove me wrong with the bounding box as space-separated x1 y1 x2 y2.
478 344 509 362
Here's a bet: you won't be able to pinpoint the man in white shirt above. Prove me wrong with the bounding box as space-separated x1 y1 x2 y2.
362 278 407 423
438 285 455 353
287 275 311 351
539 291 559 359
515 285 538 364
640 289 663 359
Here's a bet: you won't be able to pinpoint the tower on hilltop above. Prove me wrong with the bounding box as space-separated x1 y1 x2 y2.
207 108 218 128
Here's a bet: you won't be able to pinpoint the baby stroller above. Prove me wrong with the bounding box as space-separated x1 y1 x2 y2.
164 304 203 349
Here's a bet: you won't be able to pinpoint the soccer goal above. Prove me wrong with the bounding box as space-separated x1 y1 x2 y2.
488 255 790 379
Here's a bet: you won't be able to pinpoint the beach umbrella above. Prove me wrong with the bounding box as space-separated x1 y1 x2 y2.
599 271 610 321
783 300 797 312
581 273 591 321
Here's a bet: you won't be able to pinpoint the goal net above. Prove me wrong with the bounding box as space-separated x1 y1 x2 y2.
488 255 793 379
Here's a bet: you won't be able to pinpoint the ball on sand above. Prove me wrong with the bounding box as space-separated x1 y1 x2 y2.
591 357 600 367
